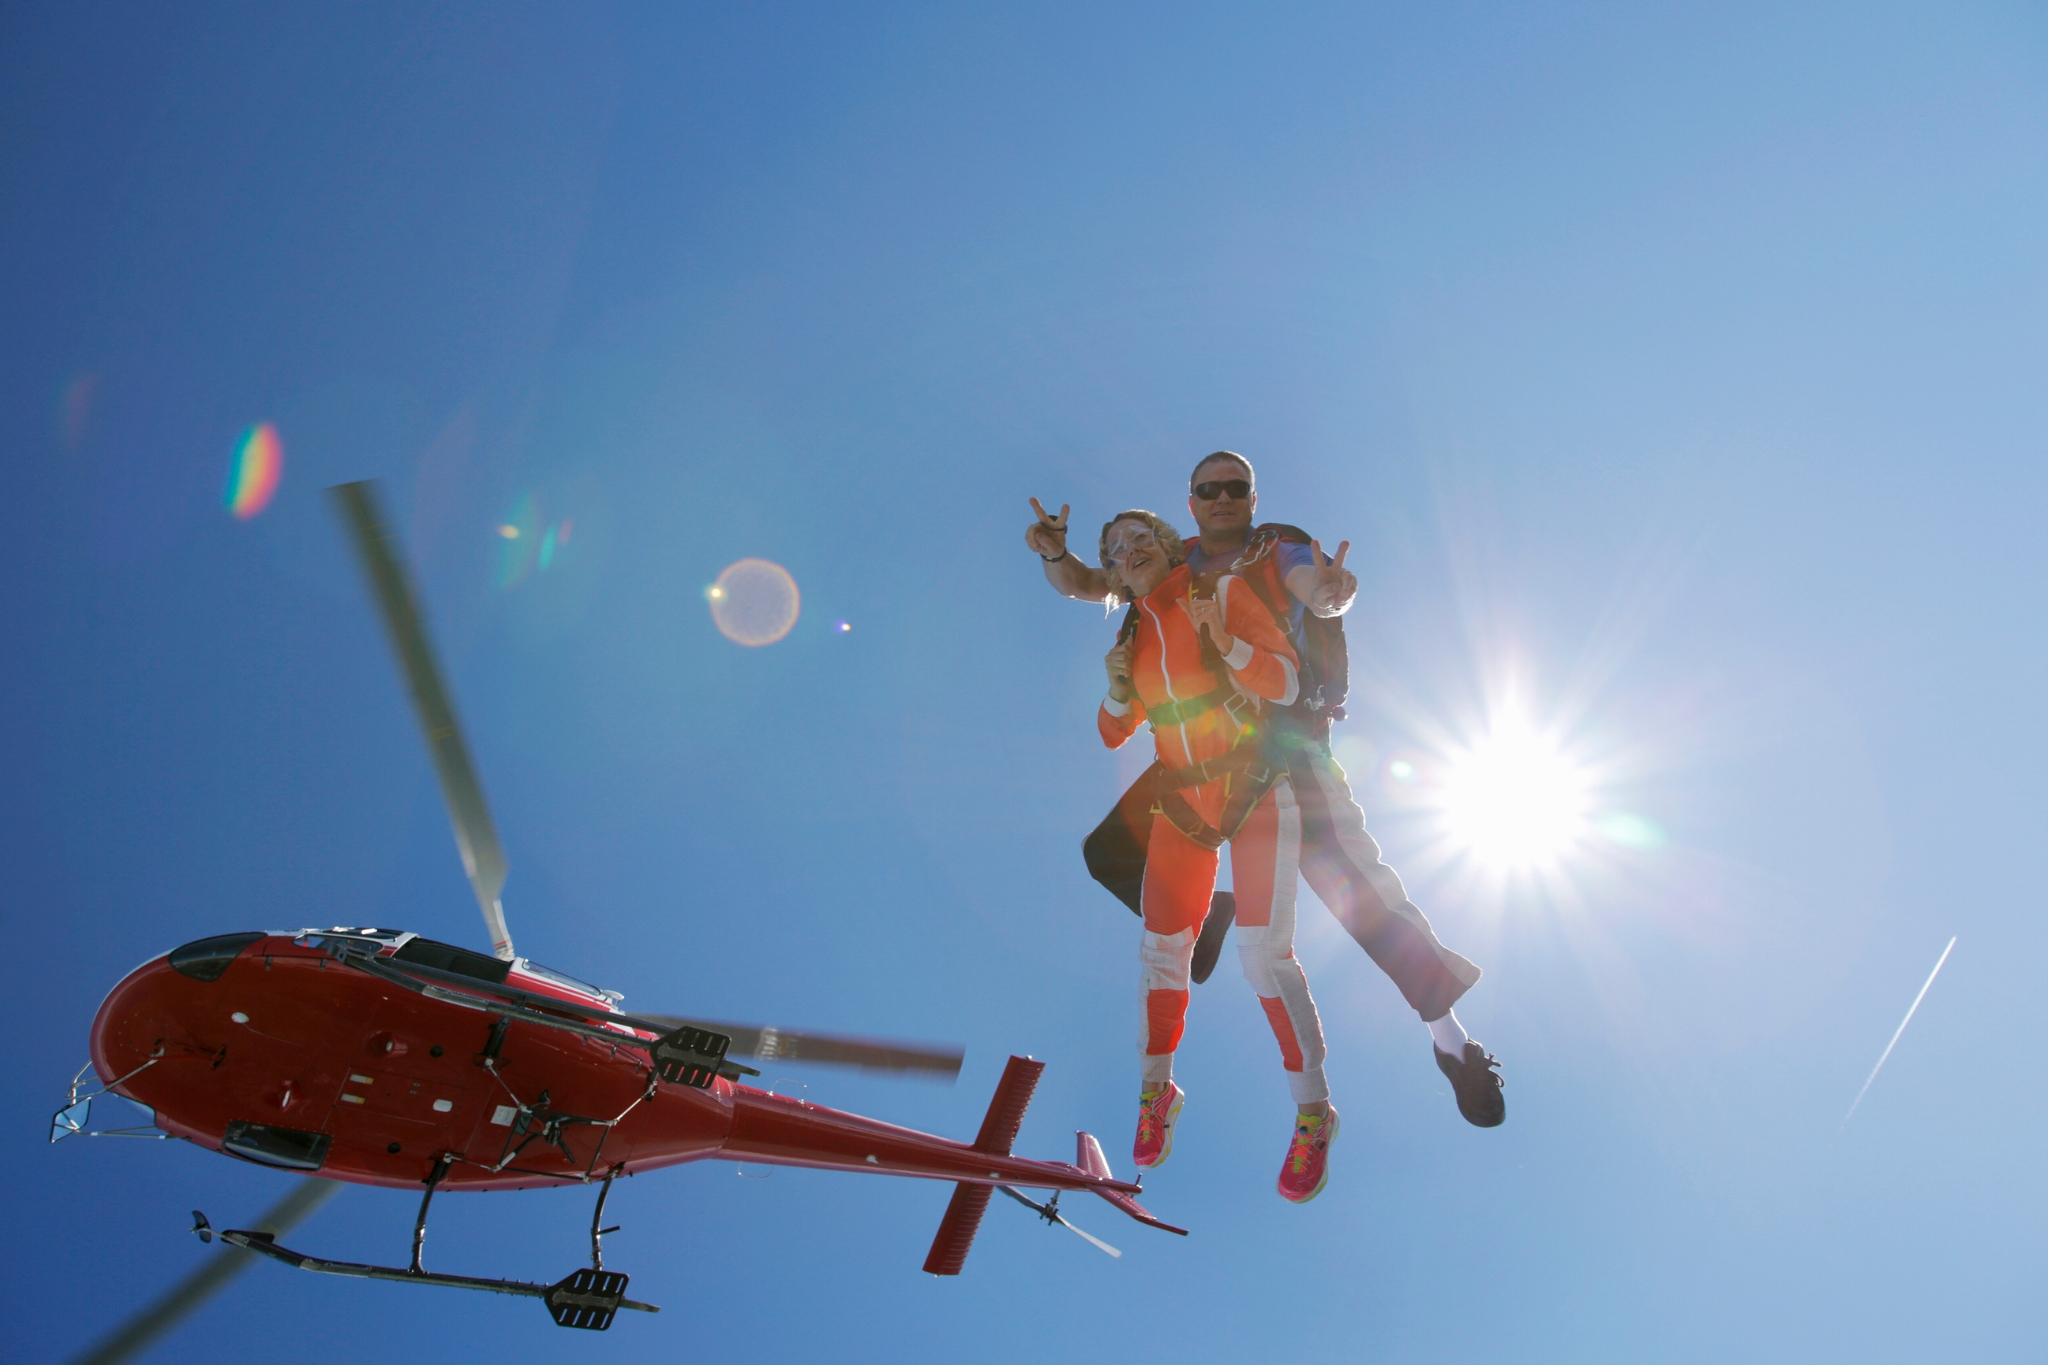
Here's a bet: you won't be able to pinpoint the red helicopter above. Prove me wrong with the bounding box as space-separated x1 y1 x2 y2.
55 481 1183 1340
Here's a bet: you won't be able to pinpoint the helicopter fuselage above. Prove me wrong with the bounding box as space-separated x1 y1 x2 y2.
91 931 1136 1199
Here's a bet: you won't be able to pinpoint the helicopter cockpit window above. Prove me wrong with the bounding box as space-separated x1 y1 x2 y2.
515 959 612 1002
221 1121 331 1171
391 937 513 986
168 932 265 982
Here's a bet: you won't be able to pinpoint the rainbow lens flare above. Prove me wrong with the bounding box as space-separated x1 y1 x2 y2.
708 559 800 646
225 423 283 520
495 494 575 589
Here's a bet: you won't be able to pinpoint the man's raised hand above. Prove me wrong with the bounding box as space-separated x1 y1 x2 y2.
1027 498 1071 559
1308 538 1357 615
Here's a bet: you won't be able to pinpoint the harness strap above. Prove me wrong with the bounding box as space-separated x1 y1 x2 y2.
1153 741 1263 791
1146 744 1286 852
1150 787 1226 851
1144 687 1231 730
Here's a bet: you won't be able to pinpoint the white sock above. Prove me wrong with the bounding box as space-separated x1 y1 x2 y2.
1427 1010 1471 1058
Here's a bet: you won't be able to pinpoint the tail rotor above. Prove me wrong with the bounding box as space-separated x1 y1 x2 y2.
995 1185 1121 1258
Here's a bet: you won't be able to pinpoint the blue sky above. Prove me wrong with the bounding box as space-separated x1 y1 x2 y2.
6 4 2046 1361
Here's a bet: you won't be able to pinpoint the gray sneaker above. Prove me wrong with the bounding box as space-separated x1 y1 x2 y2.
1434 1041 1505 1127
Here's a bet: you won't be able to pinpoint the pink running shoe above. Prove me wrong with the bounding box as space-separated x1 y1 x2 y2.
1276 1107 1339 1203
1133 1082 1186 1169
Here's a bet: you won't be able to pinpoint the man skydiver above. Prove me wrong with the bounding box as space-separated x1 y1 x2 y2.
1026 451 1506 1127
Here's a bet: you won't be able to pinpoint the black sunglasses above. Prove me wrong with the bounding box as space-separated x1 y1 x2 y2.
1191 479 1251 501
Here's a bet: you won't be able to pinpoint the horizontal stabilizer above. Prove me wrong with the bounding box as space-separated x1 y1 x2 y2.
922 1183 993 1276
1077 1132 1188 1236
973 1056 1044 1155
921 1056 1046 1275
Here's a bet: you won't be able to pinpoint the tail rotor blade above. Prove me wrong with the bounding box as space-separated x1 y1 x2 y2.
68 1179 339 1365
329 480 514 961
638 1016 963 1081
1051 1213 1122 1259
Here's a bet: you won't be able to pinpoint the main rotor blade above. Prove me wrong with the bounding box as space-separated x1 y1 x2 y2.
68 1178 339 1365
638 1016 963 1081
329 480 514 961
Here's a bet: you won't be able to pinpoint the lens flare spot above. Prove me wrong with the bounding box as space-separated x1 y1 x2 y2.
492 495 575 589
224 423 283 520
708 559 800 646
495 493 541 588
1441 717 1590 870
1388 759 1417 784
1596 811 1666 850
836 620 851 632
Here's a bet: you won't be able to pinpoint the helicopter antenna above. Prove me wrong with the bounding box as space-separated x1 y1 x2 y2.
330 481 515 961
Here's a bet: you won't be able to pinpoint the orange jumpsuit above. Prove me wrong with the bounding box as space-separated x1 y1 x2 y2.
1099 565 1330 1105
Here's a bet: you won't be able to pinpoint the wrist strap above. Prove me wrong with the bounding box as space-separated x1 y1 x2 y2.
1041 549 1070 564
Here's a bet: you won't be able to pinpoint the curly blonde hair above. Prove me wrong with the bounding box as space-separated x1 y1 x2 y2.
1098 509 1188 605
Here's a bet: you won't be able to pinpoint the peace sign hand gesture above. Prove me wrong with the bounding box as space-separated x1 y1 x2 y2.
1026 498 1071 560
1307 539 1356 616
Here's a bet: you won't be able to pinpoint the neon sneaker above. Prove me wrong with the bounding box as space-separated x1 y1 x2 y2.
1276 1107 1339 1203
1133 1082 1185 1169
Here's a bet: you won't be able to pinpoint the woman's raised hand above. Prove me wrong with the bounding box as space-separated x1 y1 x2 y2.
1026 497 1071 559
1183 597 1237 660
1104 640 1134 701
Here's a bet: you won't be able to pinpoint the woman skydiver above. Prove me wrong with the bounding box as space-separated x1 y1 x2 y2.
1095 509 1338 1203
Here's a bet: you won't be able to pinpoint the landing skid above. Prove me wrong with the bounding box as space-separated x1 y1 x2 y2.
219 1232 657 1329
204 1160 657 1330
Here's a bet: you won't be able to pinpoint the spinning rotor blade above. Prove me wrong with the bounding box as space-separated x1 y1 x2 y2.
69 1178 338 1365
330 481 514 961
639 1016 964 1081
996 1186 1121 1258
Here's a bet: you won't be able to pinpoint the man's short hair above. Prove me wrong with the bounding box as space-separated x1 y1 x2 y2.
1190 450 1255 491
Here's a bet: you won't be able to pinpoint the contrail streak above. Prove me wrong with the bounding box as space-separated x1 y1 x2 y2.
1843 936 1957 1125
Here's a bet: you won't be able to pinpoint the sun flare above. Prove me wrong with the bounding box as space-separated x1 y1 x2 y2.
1439 715 1592 871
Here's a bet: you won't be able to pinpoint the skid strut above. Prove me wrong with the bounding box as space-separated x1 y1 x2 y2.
591 1168 620 1271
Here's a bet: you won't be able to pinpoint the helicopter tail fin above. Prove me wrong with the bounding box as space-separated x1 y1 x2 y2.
922 1056 1044 1275
1077 1131 1190 1237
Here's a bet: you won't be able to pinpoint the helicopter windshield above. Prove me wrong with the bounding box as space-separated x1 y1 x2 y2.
390 937 512 985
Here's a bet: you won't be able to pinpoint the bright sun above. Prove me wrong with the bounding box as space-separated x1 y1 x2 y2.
1439 715 1592 871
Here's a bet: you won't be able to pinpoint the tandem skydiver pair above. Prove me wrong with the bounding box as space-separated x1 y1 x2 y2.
1026 451 1506 1204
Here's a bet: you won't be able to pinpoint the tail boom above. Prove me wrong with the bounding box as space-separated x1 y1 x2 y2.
719 1059 1139 1195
